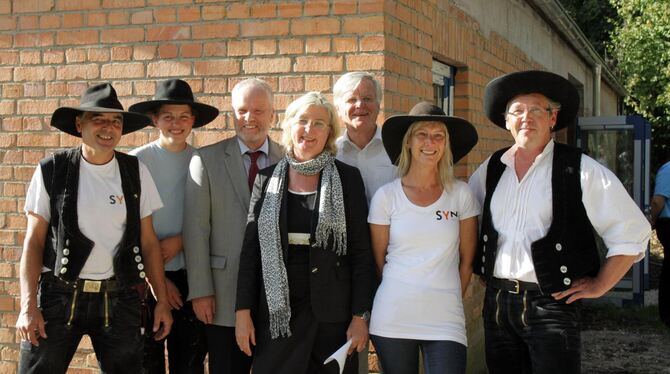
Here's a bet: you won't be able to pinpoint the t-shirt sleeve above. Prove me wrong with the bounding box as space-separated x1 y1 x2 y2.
368 182 393 225
24 165 51 222
457 182 481 220
139 161 163 219
654 164 670 198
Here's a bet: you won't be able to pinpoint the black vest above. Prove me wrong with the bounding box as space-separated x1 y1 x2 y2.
474 143 600 293
40 147 146 287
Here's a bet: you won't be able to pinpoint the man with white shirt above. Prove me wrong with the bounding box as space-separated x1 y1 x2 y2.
468 70 651 373
16 83 172 373
334 72 393 373
184 78 283 373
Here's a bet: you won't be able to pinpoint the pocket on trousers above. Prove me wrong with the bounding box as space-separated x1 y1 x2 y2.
37 283 70 324
111 289 142 329
210 255 227 269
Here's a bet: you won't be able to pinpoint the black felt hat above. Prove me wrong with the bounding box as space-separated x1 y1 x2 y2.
51 83 152 137
129 79 219 128
382 102 478 165
483 70 579 131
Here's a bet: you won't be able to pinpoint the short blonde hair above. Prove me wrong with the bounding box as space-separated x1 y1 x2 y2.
396 121 455 190
281 92 341 156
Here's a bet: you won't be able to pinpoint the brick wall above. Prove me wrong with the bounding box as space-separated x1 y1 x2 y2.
0 1 574 373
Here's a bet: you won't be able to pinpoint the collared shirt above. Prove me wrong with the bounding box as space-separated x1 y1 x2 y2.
654 160 670 218
336 127 397 204
469 140 650 283
238 137 270 175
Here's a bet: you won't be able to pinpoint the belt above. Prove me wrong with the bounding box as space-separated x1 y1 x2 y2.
43 272 119 293
488 277 540 294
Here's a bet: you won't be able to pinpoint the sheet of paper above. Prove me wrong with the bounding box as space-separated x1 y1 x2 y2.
323 338 353 374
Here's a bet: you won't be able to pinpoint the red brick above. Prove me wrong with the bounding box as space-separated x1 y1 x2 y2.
132 45 155 61
202 5 225 21
131 10 153 24
0 101 13 114
17 99 59 115
251 3 276 18
226 3 249 18
0 35 12 48
204 42 226 57
147 26 190 41
67 82 88 96
0 263 14 279
158 44 178 59
43 49 64 64
14 32 54 48
134 81 155 96
294 56 343 72
0 230 16 245
3 182 25 197
227 40 249 56
18 15 38 30
65 48 86 62
56 64 99 80
13 0 54 13
56 30 98 45
181 43 203 58
103 0 144 8
0 134 15 148
333 37 357 53
203 78 226 94
14 166 35 181
2 84 21 99
360 0 384 13
279 39 303 55
344 15 383 33
306 37 331 53
14 66 55 82
23 117 43 131
16 133 60 147
304 1 329 16
147 61 191 77
7 214 27 229
24 83 45 97
243 57 291 74
88 48 110 62
194 59 239 76
361 35 384 51
277 2 302 17
192 23 238 39
19 50 39 65
56 0 98 11
147 0 190 4
252 39 276 55
101 63 144 79
101 28 144 43
2 117 21 131
0 51 17 65
39 14 60 29
108 11 129 26
346 54 384 70
62 13 84 28
0 167 12 181
333 0 356 15
0 15 15 31
87 12 106 27
241 20 289 37
291 18 339 36
279 76 304 93
156 8 177 23
111 46 132 61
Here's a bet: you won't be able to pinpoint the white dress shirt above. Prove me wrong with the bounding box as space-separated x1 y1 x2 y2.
336 127 397 204
469 140 650 283
238 137 270 174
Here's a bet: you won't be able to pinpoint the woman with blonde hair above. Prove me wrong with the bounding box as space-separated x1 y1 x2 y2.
235 92 377 374
368 102 479 374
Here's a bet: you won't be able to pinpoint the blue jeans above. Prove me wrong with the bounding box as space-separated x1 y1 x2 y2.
483 285 581 374
143 269 207 374
370 335 466 374
19 273 144 374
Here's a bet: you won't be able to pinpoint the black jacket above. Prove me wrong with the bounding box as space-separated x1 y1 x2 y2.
236 159 378 324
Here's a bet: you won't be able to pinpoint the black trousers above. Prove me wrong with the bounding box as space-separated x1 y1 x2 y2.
144 269 207 374
657 218 670 327
205 325 252 374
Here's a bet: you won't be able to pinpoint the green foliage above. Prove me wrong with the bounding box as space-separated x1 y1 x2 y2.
609 0 670 167
560 0 617 59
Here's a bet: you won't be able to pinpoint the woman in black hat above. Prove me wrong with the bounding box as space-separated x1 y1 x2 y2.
368 102 479 374
129 79 219 374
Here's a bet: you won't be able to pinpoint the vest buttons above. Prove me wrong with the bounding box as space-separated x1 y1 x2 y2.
482 245 486 253
483 234 488 242
560 265 568 273
133 246 140 254
555 243 563 251
563 277 571 286
311 267 318 273
60 267 67 274
481 256 486 263
61 258 69 265
63 248 70 256
139 271 146 279
135 255 142 263
481 266 485 274
65 239 70 246
137 263 144 270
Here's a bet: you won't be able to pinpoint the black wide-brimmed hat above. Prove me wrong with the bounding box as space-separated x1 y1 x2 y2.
382 102 478 165
129 79 219 128
51 83 152 137
484 70 579 131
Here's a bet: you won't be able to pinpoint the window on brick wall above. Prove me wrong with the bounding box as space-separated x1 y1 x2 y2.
432 60 455 115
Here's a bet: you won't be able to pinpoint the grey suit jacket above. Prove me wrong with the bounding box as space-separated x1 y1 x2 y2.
183 136 283 326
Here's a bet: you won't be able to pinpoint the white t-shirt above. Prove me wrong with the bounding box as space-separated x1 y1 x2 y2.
24 155 163 280
367 178 480 344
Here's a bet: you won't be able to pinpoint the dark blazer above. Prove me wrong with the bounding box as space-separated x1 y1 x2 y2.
236 159 378 324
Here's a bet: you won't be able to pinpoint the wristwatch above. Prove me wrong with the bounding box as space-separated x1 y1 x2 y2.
353 311 371 322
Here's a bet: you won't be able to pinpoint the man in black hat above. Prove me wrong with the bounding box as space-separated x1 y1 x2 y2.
16 83 173 373
130 79 219 373
468 70 651 373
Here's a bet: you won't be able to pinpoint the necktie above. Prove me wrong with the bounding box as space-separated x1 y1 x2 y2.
247 150 262 191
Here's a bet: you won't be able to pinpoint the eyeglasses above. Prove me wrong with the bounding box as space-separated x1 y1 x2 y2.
293 119 329 131
505 106 552 119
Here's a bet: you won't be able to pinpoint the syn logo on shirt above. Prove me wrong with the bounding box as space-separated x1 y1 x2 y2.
436 210 458 221
109 195 125 205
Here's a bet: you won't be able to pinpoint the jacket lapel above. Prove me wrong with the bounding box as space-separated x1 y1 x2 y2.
222 137 251 208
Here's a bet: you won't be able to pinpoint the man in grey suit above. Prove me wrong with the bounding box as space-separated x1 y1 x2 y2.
183 78 283 373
